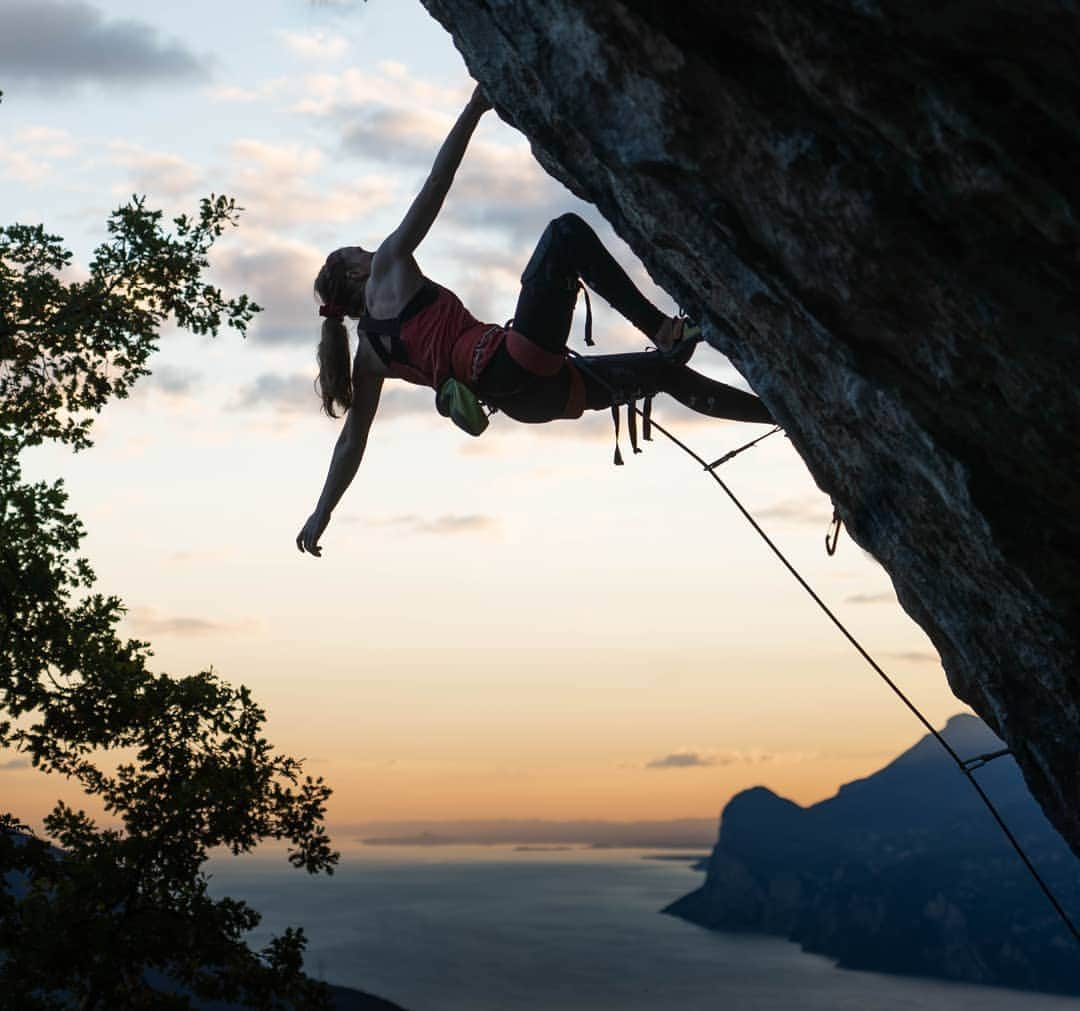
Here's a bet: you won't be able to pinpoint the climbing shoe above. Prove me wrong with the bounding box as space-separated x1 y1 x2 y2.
654 317 702 365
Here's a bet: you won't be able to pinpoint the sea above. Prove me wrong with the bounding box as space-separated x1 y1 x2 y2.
208 844 1080 1011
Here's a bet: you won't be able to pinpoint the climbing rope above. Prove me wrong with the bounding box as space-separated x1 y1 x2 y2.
567 347 1080 946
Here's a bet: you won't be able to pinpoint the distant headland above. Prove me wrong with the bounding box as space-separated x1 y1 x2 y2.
665 715 1080 995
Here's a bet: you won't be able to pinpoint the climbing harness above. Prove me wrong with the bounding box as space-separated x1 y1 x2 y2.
566 348 1080 947
360 292 500 438
609 390 651 465
579 282 594 347
362 324 407 372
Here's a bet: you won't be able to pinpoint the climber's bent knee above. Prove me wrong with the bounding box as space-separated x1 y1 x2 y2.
520 213 588 286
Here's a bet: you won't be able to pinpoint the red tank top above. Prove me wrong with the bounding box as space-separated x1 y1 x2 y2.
372 283 505 390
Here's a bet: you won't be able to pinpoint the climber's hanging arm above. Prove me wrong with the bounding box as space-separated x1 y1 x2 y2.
296 373 383 556
375 86 491 272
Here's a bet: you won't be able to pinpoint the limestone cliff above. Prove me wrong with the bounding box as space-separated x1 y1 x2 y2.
419 1 1080 852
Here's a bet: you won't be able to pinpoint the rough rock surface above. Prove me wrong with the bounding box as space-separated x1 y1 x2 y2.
419 0 1080 853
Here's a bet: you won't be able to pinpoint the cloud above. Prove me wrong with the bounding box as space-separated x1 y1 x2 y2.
208 78 289 104
0 147 50 184
341 105 453 165
308 0 367 10
231 371 431 421
125 365 205 412
228 139 385 229
193 139 394 240
641 748 815 770
377 387 434 421
646 751 716 770
362 514 497 535
17 126 78 158
168 146 396 380
296 65 573 242
0 126 79 183
0 0 209 88
294 66 459 119
212 237 324 345
755 496 833 526
126 608 257 638
168 548 236 564
0 758 31 771
277 29 348 62
146 365 201 397
443 143 579 244
109 142 204 200
845 591 897 605
886 650 940 664
233 372 318 415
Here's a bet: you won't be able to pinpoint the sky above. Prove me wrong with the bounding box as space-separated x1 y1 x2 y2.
0 0 967 833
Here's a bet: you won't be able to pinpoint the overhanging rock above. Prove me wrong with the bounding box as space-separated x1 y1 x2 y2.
419 1 1080 853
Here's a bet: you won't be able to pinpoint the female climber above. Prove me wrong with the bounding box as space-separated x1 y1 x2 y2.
296 85 772 556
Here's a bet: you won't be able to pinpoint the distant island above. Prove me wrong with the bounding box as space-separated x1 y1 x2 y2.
642 854 711 864
665 714 1080 995
353 818 717 849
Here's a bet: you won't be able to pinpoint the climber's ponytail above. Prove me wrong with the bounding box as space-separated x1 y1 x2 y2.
314 255 356 417
317 315 352 417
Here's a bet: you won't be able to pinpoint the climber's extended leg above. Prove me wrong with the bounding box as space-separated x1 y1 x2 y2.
576 352 773 424
659 364 773 424
476 213 768 425
480 349 771 425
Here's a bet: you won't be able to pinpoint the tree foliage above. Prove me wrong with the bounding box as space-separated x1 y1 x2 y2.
0 194 338 1009
0 195 257 451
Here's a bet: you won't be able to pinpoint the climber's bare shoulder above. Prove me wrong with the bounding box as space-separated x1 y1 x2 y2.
367 246 425 318
351 249 426 379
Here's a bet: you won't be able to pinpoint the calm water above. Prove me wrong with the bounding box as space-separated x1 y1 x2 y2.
209 845 1080 1011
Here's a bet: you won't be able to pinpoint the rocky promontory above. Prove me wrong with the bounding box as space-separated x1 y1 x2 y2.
665 715 1080 994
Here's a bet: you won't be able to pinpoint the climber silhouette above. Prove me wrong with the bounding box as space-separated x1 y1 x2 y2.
296 85 772 556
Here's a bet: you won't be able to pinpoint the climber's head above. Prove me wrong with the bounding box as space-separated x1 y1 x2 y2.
313 246 372 418
315 246 372 317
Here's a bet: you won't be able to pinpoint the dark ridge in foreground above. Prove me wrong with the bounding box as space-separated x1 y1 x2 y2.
324 986 410 1011
665 715 1080 994
419 0 1080 856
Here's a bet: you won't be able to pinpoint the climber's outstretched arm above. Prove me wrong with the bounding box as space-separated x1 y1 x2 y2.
296 373 383 557
376 86 491 264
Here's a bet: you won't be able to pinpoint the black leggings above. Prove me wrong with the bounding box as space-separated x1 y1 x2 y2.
476 214 771 425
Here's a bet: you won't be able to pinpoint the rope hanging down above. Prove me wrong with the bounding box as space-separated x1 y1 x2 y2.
567 347 1080 947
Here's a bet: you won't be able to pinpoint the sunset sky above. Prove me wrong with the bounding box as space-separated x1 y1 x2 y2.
1 0 965 833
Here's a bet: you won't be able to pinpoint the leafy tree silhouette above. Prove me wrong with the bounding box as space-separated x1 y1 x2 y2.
0 143 338 1007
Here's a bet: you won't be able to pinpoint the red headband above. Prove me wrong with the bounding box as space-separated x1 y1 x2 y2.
319 303 350 319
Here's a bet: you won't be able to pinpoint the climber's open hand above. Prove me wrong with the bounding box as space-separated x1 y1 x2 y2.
296 509 329 557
